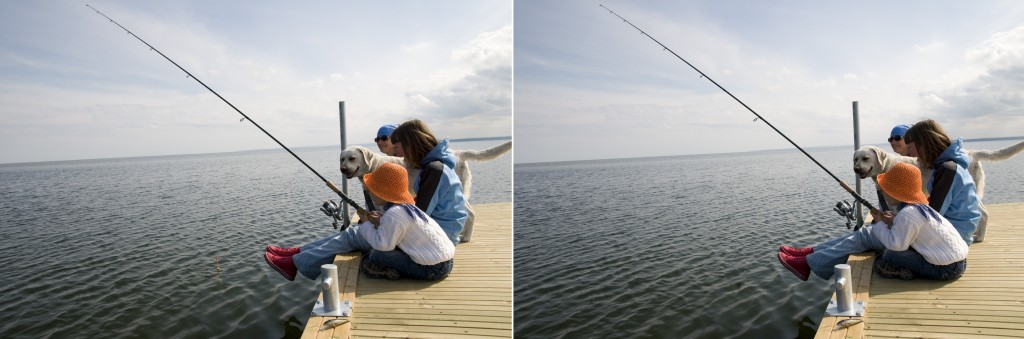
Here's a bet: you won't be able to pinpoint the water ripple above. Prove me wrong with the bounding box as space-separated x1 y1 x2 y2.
0 141 510 338
516 144 1024 338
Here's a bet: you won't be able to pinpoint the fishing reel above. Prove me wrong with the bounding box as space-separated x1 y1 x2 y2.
320 200 347 230
833 200 857 229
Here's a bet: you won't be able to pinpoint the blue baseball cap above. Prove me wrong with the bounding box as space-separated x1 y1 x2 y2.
376 124 397 138
890 124 911 138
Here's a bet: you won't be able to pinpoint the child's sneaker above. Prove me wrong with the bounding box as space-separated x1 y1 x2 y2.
265 245 301 256
264 252 297 281
360 259 400 280
873 255 914 280
778 252 811 281
779 245 814 256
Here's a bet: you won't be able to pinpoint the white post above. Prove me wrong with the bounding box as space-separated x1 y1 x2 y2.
339 102 352 229
853 101 864 228
826 263 865 316
321 264 341 314
834 264 853 313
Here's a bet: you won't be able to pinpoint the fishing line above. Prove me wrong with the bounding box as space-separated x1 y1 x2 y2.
599 5 879 218
86 4 365 214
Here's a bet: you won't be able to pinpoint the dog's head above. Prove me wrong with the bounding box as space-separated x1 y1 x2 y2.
339 146 374 179
853 146 886 179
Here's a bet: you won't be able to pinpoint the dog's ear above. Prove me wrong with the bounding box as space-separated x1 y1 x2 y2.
868 146 884 163
356 146 372 161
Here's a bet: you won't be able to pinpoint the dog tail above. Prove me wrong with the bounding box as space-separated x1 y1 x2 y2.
970 140 1024 162
457 141 512 161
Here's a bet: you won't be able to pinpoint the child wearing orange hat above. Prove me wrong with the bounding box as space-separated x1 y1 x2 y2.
870 162 968 280
356 162 455 280
263 155 456 282
778 162 968 281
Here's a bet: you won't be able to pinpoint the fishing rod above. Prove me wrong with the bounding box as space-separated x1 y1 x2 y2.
599 5 880 221
86 4 365 214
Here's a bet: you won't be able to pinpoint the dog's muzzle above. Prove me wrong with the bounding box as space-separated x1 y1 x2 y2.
340 167 356 179
854 166 870 179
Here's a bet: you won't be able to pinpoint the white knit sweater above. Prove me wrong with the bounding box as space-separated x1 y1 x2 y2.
358 204 455 266
874 204 969 265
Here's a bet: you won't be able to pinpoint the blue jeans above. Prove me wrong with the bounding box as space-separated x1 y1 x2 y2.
292 225 373 280
875 249 966 280
362 249 453 281
806 224 886 280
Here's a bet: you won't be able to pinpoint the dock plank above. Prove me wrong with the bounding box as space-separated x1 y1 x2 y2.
813 252 873 339
301 202 512 339
301 252 361 339
814 202 1024 338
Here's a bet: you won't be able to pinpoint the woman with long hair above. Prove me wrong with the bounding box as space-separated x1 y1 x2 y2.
390 119 469 244
903 119 982 244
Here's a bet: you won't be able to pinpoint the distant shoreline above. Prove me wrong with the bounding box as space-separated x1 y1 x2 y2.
516 135 1024 166
449 136 512 143
962 136 1024 143
0 136 512 167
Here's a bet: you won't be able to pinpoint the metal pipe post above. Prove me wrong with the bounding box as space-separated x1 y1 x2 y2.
321 264 342 314
853 101 863 228
339 101 351 229
825 263 865 316
835 264 854 312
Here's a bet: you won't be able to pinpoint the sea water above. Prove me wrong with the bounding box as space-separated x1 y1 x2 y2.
513 140 1024 338
0 139 510 338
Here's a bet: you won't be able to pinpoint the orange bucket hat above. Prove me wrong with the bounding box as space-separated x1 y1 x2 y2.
877 162 928 205
363 162 414 205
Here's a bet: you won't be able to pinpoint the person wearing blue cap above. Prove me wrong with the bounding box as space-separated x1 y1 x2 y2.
888 124 912 156
375 124 398 156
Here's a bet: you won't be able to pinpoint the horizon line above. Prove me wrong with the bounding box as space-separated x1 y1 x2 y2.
515 135 1024 166
0 135 512 166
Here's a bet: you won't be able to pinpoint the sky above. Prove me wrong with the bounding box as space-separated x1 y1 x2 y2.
515 0 1024 163
0 1 511 164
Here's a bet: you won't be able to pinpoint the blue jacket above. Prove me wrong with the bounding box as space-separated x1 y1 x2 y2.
414 139 468 244
928 138 981 244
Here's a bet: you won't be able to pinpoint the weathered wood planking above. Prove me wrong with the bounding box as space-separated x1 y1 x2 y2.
301 202 512 339
814 202 1024 338
302 252 361 339
814 252 874 339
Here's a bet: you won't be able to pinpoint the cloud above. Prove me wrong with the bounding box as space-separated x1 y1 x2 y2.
922 25 1024 119
404 25 512 120
965 26 1024 67
0 2 513 163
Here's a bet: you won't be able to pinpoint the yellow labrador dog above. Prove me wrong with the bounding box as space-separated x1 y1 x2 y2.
338 145 416 199
853 146 928 211
853 141 1024 242
339 141 512 242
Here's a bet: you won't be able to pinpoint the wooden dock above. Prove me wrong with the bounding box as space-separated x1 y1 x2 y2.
815 202 1024 338
301 202 512 339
